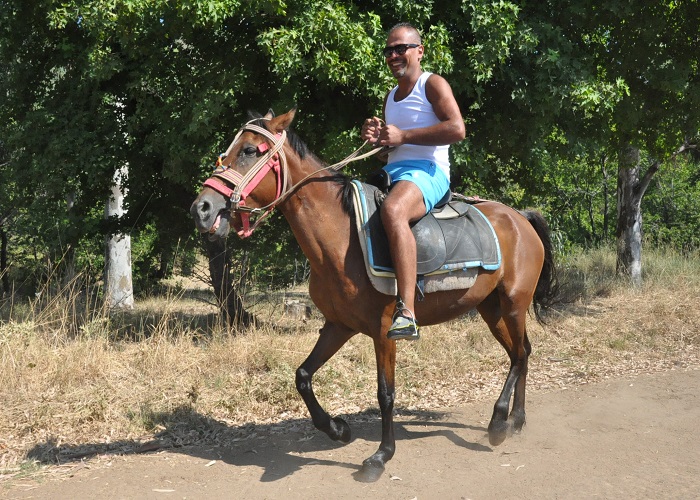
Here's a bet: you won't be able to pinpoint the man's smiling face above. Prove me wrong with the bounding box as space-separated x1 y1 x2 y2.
384 28 424 80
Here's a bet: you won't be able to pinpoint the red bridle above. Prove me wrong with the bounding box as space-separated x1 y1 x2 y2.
202 121 289 238
201 118 386 238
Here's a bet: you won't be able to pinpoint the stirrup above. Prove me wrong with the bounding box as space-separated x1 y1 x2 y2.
387 299 420 341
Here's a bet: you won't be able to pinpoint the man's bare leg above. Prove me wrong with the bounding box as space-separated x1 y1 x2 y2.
380 181 426 339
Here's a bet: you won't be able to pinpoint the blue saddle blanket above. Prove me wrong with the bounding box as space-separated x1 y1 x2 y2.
351 180 501 277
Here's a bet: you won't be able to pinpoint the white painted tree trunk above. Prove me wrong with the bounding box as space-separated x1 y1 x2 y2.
104 164 134 309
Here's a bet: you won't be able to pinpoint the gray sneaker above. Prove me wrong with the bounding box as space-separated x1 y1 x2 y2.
387 314 420 340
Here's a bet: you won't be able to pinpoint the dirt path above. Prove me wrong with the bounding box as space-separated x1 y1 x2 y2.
5 368 700 499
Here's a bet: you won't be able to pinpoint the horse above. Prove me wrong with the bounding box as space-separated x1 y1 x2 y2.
190 108 558 482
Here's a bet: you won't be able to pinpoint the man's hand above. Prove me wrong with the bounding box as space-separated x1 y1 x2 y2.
376 124 404 147
361 116 383 144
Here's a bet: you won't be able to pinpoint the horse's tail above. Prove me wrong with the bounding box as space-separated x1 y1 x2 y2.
521 210 559 325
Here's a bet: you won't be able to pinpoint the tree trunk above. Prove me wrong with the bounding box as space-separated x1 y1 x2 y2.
601 154 611 241
0 226 7 295
615 145 659 286
204 237 256 330
104 164 134 309
0 209 15 295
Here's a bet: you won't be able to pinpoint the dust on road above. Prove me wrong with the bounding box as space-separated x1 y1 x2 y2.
5 368 700 499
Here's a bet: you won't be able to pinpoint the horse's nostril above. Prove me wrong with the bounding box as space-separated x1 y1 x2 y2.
190 199 211 221
200 200 210 215
196 200 211 218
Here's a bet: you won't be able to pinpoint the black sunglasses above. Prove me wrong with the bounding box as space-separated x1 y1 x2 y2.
382 43 420 58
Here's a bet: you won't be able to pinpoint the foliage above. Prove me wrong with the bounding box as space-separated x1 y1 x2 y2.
0 1 698 290
644 155 700 252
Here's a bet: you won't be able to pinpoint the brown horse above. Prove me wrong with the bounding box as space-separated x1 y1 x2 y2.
190 109 557 482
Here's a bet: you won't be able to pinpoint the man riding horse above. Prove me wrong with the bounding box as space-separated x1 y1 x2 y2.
361 22 466 340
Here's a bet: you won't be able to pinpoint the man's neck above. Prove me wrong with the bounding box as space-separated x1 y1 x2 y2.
395 70 422 96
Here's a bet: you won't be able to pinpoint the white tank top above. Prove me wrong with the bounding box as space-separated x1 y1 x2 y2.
385 71 450 179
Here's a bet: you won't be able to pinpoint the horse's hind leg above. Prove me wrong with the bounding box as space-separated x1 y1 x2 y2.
508 332 531 433
296 321 356 443
477 291 529 446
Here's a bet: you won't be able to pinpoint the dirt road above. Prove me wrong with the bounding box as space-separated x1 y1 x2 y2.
5 368 700 499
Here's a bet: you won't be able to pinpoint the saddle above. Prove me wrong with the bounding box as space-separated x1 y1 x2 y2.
349 179 501 297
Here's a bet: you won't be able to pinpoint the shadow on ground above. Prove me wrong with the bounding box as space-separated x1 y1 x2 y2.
25 406 491 482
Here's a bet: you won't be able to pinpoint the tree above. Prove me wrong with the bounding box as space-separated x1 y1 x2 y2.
204 237 256 329
0 0 698 303
104 164 134 309
452 1 699 282
586 1 700 283
0 1 255 296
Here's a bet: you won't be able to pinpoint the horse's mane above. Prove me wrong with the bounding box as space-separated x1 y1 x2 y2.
248 111 356 217
338 175 356 216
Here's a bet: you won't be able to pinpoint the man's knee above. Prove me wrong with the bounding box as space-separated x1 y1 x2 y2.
381 182 425 225
380 197 400 221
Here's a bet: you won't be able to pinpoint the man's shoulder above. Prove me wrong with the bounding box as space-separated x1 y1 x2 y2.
424 73 454 98
424 72 448 86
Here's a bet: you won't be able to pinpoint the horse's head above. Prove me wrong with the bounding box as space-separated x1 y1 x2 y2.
190 108 297 240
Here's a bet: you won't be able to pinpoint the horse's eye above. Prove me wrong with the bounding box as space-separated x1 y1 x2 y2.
242 146 257 157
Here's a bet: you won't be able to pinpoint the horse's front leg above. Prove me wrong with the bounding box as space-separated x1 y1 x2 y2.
355 334 397 483
296 321 356 443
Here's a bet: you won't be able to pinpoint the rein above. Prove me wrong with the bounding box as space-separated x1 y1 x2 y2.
203 118 384 238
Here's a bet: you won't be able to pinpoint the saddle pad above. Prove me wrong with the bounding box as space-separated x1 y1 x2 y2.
351 180 501 277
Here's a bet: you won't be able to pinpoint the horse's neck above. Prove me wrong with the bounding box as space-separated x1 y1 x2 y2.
278 160 353 270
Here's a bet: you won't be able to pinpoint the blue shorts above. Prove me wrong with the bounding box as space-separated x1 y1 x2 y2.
383 160 450 214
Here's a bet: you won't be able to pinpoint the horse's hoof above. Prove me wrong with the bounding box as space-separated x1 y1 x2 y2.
508 412 526 433
330 417 351 443
488 420 509 446
353 459 385 483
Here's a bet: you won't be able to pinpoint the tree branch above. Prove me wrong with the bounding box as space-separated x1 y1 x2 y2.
670 141 697 159
638 159 660 196
0 208 17 226
637 140 698 198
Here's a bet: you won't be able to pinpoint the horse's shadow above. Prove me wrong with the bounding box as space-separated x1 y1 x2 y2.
26 407 491 482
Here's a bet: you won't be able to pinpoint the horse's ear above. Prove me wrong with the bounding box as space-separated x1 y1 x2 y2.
263 109 275 120
270 107 297 133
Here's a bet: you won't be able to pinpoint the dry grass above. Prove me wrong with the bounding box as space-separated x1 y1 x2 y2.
1 247 699 483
